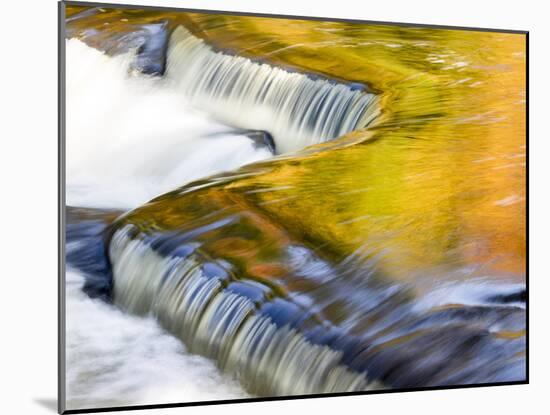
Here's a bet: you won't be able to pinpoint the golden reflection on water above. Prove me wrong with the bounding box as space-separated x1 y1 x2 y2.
67 7 526 282
185 13 526 281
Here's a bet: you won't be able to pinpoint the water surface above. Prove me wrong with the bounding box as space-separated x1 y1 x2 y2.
64 5 526 408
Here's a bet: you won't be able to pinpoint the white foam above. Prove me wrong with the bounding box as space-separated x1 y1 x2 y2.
65 269 247 410
66 39 272 209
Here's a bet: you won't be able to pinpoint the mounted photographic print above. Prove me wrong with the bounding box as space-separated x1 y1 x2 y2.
59 1 528 413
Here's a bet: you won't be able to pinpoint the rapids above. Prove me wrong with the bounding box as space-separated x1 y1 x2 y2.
66 38 273 209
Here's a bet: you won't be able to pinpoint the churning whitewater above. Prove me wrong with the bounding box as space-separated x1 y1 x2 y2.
66 38 273 209
65 269 248 409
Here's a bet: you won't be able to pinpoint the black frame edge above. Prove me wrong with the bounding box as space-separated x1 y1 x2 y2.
62 0 528 34
58 1 67 414
525 31 530 385
62 381 528 414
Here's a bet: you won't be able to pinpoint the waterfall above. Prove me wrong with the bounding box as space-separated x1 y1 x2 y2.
65 28 380 209
65 38 273 209
109 226 374 396
105 222 525 393
166 26 380 154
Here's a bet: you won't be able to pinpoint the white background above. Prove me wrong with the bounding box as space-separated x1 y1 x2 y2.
0 0 545 414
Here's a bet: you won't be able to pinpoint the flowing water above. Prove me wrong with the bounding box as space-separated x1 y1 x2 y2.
165 26 379 153
65 268 247 408
64 6 526 410
66 38 273 209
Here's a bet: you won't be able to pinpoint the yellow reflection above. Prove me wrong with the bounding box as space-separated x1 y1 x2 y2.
67 6 526 282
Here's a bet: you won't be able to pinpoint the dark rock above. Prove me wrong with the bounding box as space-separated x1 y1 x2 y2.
65 207 122 301
131 23 170 76
244 130 276 153
486 289 526 304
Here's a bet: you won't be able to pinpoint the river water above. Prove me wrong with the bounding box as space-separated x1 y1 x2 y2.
65 269 247 408
64 5 526 411
64 38 261 409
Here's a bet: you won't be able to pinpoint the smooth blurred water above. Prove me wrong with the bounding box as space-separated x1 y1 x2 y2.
64 5 527 407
